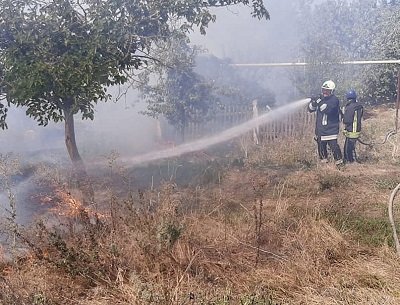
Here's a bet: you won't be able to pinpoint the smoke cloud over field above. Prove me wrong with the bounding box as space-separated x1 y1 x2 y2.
0 91 158 159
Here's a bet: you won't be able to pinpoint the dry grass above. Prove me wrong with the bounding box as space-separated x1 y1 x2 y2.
360 106 400 164
1 106 400 304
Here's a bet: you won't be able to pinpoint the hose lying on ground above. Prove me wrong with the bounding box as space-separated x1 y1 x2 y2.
388 182 400 256
357 130 397 147
357 129 400 254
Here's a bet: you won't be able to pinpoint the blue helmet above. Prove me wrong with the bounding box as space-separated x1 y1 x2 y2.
346 89 357 100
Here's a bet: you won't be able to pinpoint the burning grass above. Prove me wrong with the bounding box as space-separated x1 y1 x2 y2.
1 107 400 304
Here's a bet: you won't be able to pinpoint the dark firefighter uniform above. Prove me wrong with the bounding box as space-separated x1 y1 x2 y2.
308 94 343 163
342 98 363 163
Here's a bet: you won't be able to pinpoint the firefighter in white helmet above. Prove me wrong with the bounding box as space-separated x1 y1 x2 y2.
308 80 343 166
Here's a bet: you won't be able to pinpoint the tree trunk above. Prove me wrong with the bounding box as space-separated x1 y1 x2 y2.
64 106 84 166
63 102 94 205
180 125 185 143
180 106 186 143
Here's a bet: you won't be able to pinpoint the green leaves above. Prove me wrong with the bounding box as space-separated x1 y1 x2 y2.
296 0 400 104
0 102 7 129
138 38 220 137
0 0 269 128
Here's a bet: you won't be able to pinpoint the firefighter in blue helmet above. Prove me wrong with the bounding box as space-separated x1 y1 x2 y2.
308 80 343 165
342 89 363 163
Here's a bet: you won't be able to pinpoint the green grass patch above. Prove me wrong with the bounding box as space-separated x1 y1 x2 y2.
325 211 394 247
192 292 281 305
348 217 394 247
374 177 400 190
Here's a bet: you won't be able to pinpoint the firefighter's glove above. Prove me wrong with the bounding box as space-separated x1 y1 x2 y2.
310 96 322 108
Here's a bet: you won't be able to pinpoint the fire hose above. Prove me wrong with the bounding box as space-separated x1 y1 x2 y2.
387 69 400 256
356 130 397 147
232 59 400 255
353 70 400 255
355 131 399 255
389 183 400 255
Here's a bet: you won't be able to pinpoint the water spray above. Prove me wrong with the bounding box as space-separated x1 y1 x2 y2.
119 98 310 166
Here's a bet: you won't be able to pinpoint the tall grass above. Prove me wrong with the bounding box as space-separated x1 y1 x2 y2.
1 106 400 304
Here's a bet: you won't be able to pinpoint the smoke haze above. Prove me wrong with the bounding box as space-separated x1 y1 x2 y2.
190 0 304 104
0 90 158 160
0 0 306 158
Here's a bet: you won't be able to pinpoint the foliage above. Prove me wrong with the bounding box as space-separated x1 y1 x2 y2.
139 47 277 142
294 0 400 104
0 101 7 129
139 37 221 140
360 7 400 104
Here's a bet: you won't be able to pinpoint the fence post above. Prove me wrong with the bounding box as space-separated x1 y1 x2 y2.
252 99 260 145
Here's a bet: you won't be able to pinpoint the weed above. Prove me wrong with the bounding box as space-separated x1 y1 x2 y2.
128 272 167 304
157 220 183 249
32 292 49 305
245 135 315 168
196 160 226 185
2 106 400 304
239 293 281 305
296 158 314 170
318 172 350 191
348 217 394 247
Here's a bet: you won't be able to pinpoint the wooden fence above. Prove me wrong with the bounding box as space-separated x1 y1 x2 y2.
259 105 315 142
159 100 315 144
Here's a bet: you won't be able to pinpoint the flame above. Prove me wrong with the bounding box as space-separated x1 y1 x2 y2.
36 188 106 219
53 189 85 217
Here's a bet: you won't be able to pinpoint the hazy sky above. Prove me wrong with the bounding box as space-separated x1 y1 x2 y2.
190 0 305 104
191 1 302 62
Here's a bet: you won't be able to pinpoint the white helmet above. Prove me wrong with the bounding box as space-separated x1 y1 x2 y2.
321 80 336 91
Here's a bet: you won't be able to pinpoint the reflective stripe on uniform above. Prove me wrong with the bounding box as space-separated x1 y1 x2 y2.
321 134 338 141
322 113 328 125
344 131 360 138
353 110 358 132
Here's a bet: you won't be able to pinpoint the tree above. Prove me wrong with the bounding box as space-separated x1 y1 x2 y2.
139 45 277 143
294 0 400 104
139 37 220 142
293 0 355 97
359 7 400 103
0 0 270 169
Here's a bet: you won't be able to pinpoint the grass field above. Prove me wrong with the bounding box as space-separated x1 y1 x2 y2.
1 105 400 305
